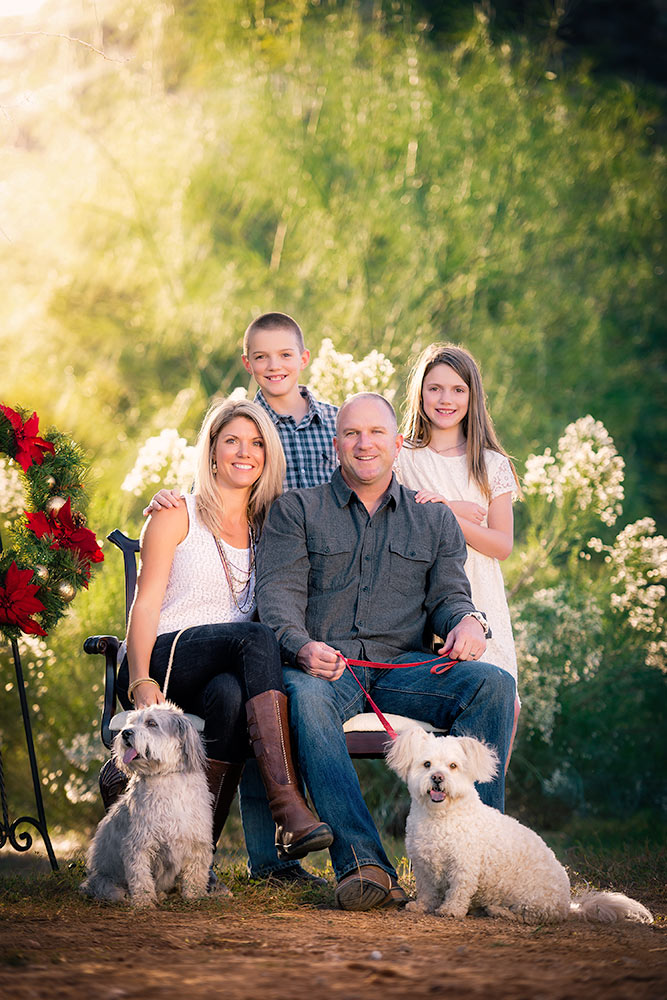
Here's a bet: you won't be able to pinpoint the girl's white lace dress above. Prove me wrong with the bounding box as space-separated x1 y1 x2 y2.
396 446 518 684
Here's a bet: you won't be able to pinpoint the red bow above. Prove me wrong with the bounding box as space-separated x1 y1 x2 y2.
26 498 104 570
0 561 47 636
0 405 55 472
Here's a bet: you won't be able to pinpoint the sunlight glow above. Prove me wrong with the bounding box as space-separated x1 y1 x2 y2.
0 0 48 17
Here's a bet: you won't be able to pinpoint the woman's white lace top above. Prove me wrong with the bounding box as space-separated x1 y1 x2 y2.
395 446 518 683
156 493 255 635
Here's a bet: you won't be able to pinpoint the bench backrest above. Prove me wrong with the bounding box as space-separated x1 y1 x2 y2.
108 529 140 622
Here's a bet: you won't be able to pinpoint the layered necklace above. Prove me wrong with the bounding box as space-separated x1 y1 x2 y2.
214 522 256 614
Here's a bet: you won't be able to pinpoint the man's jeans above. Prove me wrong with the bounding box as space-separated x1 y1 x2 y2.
240 654 516 880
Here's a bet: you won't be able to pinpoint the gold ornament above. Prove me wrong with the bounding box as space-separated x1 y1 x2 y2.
45 475 56 489
34 564 49 583
56 580 76 603
45 496 67 516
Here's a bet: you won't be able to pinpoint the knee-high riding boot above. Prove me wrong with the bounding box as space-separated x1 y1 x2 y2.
99 758 128 812
246 690 333 860
205 759 245 848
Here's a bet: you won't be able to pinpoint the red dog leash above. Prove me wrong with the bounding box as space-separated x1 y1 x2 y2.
342 654 458 741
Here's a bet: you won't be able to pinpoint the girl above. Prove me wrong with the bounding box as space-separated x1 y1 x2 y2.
113 398 333 868
396 344 521 683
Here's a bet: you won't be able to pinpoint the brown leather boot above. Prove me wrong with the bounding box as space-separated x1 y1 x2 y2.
246 690 333 860
99 758 128 812
205 759 245 847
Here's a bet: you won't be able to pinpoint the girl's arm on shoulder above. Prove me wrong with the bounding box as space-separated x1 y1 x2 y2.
455 491 513 560
126 502 189 707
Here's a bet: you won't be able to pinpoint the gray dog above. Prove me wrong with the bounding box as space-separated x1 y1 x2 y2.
81 702 212 907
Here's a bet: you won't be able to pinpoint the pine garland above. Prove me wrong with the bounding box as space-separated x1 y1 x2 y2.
0 404 104 641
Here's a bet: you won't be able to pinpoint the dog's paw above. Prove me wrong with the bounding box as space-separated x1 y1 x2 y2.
129 893 158 909
435 901 469 919
405 899 427 914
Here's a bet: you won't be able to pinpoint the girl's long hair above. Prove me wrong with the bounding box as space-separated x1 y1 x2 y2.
401 343 521 500
193 398 285 536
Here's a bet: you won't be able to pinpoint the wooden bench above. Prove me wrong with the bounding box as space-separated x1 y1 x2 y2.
84 531 517 765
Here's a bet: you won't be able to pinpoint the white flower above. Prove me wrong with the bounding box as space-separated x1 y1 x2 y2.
589 518 667 649
121 428 196 496
308 338 396 406
524 416 624 526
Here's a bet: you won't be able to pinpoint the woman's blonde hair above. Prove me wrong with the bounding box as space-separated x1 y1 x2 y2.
193 398 285 536
401 343 521 500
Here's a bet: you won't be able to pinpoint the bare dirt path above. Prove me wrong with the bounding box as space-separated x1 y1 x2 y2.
2 886 666 1000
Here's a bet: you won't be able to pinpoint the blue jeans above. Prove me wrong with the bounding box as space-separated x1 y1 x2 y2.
241 654 516 880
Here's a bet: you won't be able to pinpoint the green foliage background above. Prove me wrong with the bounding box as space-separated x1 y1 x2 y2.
1 0 665 839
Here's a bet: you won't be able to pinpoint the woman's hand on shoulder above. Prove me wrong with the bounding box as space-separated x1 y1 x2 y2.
143 489 184 517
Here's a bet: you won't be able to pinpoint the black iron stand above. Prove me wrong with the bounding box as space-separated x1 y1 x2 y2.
0 531 58 870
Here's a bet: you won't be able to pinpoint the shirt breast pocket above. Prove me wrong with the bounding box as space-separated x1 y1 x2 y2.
307 535 353 593
388 540 432 596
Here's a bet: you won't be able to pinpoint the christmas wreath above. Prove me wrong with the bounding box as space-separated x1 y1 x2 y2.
0 404 104 641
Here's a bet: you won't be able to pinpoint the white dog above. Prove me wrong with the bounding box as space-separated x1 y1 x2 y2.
387 727 653 925
81 702 212 908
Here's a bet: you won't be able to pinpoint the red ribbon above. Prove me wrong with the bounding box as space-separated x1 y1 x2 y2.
343 654 458 741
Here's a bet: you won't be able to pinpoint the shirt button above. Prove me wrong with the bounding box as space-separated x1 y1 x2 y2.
358 620 364 627
362 586 368 592
364 555 370 561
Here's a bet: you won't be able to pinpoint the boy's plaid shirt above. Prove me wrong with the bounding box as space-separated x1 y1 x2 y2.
254 387 338 490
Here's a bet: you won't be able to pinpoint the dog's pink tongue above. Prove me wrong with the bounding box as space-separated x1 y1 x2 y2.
429 789 446 802
123 748 138 764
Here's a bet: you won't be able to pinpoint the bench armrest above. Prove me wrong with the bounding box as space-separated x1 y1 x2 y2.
83 634 121 750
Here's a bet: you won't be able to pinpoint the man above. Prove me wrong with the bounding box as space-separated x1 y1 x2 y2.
255 393 516 911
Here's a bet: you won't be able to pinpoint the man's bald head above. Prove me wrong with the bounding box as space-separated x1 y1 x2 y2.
335 393 398 436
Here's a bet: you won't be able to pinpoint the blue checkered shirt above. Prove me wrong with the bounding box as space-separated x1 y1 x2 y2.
254 387 338 490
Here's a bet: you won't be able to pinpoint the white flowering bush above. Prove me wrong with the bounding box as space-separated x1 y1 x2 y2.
308 338 396 406
588 518 667 669
524 415 624 528
121 428 197 496
508 418 666 821
513 584 604 741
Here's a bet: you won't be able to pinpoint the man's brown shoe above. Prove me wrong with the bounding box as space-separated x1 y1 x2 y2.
335 865 409 911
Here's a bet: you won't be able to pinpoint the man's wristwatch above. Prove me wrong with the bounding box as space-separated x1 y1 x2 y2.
460 611 491 638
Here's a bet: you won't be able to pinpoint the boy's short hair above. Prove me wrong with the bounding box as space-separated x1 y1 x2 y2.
243 312 305 355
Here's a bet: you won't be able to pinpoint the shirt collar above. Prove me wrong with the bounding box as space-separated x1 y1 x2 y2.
254 386 325 426
331 467 400 510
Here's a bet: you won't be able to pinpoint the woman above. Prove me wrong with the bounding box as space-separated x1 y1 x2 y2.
114 398 333 865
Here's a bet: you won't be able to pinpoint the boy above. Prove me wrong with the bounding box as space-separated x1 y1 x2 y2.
241 312 338 490
145 312 338 886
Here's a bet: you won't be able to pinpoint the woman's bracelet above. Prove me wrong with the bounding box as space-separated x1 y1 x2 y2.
128 677 161 703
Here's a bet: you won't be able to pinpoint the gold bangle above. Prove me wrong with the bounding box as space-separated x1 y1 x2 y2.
128 677 160 703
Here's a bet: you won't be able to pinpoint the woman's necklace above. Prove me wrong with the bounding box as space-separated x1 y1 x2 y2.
214 522 256 613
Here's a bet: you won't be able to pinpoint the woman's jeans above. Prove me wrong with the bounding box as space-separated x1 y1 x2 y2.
241 654 517 880
117 622 283 762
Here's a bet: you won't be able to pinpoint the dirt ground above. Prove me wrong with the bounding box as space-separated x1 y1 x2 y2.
1 854 666 1000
